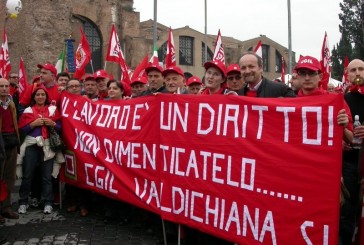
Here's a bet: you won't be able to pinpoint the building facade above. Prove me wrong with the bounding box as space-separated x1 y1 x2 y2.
0 0 295 81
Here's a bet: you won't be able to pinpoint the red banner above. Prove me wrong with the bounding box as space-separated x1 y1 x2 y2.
60 93 343 245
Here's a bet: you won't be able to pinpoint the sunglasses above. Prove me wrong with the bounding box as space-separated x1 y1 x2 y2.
227 75 242 81
9 76 19 79
297 70 319 77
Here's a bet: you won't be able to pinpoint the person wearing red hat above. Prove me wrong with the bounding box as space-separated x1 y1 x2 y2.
226 63 244 94
142 64 168 95
130 76 147 98
162 66 186 94
19 63 60 113
202 60 230 95
238 51 295 97
83 74 99 101
186 76 203 95
94 69 110 100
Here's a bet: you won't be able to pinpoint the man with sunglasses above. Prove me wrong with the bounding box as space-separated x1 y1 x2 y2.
226 64 245 94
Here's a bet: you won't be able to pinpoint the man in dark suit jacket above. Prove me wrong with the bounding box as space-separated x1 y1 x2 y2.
238 51 296 98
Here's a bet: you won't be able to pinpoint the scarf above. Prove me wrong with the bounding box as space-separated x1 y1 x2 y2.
349 84 364 94
0 95 12 109
18 105 60 139
298 88 329 97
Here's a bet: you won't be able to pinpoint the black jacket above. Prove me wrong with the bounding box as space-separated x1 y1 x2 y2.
238 78 296 98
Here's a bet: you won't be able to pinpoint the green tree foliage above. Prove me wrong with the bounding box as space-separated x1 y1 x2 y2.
331 0 364 80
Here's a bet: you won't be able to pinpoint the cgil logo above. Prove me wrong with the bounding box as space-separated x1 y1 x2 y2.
301 59 313 64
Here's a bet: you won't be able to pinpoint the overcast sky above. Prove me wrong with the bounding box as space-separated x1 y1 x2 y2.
133 0 343 62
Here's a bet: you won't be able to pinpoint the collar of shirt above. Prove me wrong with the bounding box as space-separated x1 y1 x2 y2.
247 79 262 91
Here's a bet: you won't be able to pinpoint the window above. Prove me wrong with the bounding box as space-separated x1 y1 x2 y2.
262 45 269 72
201 42 213 66
179 36 194 66
275 51 283 72
158 42 167 64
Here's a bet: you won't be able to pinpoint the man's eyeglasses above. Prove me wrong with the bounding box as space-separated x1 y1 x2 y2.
9 76 19 79
67 85 81 89
297 70 319 77
227 75 242 81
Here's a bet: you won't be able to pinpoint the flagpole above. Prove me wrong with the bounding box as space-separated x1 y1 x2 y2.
153 0 157 51
204 0 207 63
287 0 292 74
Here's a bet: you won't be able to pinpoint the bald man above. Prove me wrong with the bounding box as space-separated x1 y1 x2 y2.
341 59 364 244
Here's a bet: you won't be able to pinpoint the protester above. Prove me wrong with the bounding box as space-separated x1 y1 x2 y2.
19 63 60 113
327 82 335 92
142 63 168 95
342 59 364 244
130 76 147 98
107 79 124 100
162 66 186 94
288 71 301 95
8 72 20 111
238 51 296 97
94 70 110 100
66 79 83 95
56 72 70 92
186 76 203 95
0 78 20 221
201 60 229 95
226 63 244 94
83 74 99 101
17 85 61 214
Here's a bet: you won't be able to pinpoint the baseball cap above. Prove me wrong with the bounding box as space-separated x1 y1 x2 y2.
162 66 184 77
204 60 227 77
145 63 163 74
226 64 240 75
131 76 148 85
94 70 109 79
37 63 57 77
186 76 202 86
82 73 95 81
294 56 321 71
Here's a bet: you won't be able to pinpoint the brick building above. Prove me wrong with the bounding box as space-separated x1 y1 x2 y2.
0 0 295 81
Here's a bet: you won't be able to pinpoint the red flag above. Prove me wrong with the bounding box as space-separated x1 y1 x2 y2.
74 28 91 79
342 56 349 85
131 54 148 81
320 32 331 90
0 29 11 78
281 57 286 83
18 57 28 97
106 24 131 96
165 27 176 68
212 29 225 64
254 40 262 59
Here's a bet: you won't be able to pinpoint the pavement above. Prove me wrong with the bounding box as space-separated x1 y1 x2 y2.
0 180 166 245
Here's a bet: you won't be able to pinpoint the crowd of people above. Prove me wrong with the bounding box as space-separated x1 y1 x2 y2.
0 51 363 244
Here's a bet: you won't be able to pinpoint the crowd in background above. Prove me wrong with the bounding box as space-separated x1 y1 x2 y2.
0 51 364 244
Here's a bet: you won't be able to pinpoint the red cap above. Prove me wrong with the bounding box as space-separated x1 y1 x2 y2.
204 60 227 77
226 64 240 75
145 63 163 74
294 56 321 71
162 66 184 77
131 76 148 85
37 63 57 77
94 70 109 79
186 76 202 86
83 73 95 81
31 75 40 84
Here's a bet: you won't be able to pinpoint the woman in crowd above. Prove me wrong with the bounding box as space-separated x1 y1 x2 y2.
17 85 61 214
107 79 124 100
201 60 229 95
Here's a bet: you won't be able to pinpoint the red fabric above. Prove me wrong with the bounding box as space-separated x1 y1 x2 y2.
20 83 60 107
212 29 225 64
254 40 262 58
246 90 257 97
18 57 28 97
74 28 91 79
165 27 176 68
18 104 60 139
131 54 148 81
201 87 225 95
9 86 17 97
320 32 331 90
0 29 11 78
60 92 343 244
349 84 364 95
0 106 15 133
